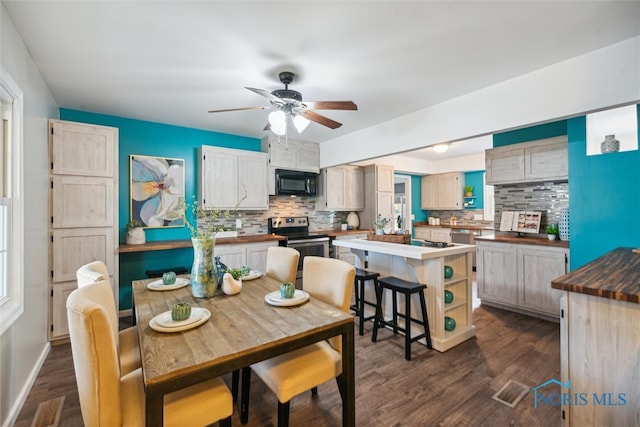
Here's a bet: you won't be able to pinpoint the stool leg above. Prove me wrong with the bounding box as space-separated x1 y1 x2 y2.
391 290 398 334
371 281 384 343
358 279 366 336
405 291 412 361
418 290 433 349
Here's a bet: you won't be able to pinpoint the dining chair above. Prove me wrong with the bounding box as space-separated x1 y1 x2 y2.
265 246 300 283
240 256 355 427
76 261 141 377
67 280 233 427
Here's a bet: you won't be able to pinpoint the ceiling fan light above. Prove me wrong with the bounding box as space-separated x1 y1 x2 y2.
293 115 310 133
433 143 449 153
268 110 287 135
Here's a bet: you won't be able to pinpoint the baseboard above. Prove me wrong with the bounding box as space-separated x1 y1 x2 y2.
119 308 133 318
3 342 50 427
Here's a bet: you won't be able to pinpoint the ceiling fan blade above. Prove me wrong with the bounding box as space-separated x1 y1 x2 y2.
303 101 358 111
208 106 269 113
263 123 271 131
245 87 284 105
298 109 343 129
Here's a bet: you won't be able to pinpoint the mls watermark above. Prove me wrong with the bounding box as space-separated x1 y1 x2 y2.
531 379 627 408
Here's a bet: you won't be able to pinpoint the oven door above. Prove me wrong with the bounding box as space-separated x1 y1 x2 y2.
287 238 330 287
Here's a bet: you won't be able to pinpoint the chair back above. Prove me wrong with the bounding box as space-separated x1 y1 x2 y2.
302 256 355 352
265 246 300 284
76 261 119 348
67 280 123 426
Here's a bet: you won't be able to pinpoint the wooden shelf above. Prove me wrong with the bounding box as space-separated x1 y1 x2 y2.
118 235 286 253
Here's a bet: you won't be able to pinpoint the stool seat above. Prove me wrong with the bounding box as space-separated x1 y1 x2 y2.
372 276 432 360
351 268 380 336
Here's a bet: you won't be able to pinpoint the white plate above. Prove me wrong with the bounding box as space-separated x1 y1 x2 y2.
147 277 190 291
242 270 262 281
264 290 310 307
149 308 211 333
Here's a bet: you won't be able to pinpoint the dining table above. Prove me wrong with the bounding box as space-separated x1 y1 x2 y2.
132 274 356 426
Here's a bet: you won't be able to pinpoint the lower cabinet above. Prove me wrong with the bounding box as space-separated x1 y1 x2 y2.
477 240 568 319
332 233 368 265
413 226 451 243
215 241 278 273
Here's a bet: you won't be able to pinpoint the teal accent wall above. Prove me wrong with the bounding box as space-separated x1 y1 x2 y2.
493 120 568 147
59 109 260 309
411 175 427 231
567 105 640 269
464 171 484 209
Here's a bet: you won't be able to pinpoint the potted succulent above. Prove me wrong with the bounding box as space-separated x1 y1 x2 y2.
546 224 559 240
464 185 474 197
125 219 146 245
341 219 349 231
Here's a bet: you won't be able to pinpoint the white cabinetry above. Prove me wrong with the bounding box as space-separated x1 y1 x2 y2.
317 166 363 211
360 164 394 231
49 119 119 341
477 240 568 319
199 146 268 210
421 172 464 210
485 136 568 185
261 136 320 194
215 241 278 272
413 226 451 243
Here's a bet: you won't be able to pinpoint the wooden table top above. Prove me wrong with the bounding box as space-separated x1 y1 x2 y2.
133 274 356 426
551 247 640 303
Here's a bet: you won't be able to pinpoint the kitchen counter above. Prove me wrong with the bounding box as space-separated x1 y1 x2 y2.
118 234 286 253
413 222 494 232
551 247 640 303
332 238 475 260
475 233 569 248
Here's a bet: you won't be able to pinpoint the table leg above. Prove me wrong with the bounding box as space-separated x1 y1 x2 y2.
146 388 163 426
342 325 355 427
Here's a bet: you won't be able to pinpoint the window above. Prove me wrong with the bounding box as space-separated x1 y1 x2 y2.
0 67 24 335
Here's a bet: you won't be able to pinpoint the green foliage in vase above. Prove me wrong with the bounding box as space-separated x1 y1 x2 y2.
180 188 247 241
546 224 559 235
373 214 390 230
126 219 144 229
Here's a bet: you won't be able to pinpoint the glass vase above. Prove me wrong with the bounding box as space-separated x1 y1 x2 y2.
190 237 217 298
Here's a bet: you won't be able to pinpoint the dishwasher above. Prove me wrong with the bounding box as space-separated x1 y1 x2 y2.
450 230 479 270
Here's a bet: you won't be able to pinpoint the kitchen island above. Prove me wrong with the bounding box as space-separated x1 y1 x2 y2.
551 247 640 426
332 238 476 352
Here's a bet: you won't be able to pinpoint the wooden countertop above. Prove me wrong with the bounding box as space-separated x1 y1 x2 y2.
413 222 494 231
118 234 286 253
551 247 640 304
320 229 371 237
474 233 569 248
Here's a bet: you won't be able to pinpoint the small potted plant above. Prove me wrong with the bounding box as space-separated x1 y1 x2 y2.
373 214 390 235
341 219 349 231
125 219 146 245
546 224 559 240
464 185 474 197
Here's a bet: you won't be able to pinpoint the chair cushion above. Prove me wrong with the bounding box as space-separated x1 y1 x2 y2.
121 368 233 427
251 340 342 403
119 326 141 376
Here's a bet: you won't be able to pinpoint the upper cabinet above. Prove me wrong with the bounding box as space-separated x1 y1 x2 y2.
485 136 568 185
317 165 364 211
421 172 464 210
199 146 269 210
360 164 395 230
261 135 320 194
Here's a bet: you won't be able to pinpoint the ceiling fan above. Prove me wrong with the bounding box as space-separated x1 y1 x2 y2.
208 71 357 135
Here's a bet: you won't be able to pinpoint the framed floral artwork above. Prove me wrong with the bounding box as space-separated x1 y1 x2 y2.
130 155 185 228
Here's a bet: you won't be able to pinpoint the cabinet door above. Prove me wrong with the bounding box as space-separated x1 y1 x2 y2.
517 247 567 315
345 167 364 210
51 227 115 283
421 176 439 209
476 243 518 304
51 120 117 177
431 228 451 243
325 167 347 210
52 176 114 228
485 148 525 185
295 141 320 173
377 192 394 224
246 242 278 273
438 173 464 209
238 152 268 210
525 142 568 181
376 165 395 192
414 227 431 240
50 281 78 339
201 150 238 209
214 245 246 269
268 138 296 169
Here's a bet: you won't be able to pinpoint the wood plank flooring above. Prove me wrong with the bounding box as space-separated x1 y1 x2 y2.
14 304 560 426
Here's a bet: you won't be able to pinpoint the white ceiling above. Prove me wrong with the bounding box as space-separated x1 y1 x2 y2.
4 1 640 162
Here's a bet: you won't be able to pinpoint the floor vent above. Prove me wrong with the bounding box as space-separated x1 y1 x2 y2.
492 379 530 408
31 396 65 427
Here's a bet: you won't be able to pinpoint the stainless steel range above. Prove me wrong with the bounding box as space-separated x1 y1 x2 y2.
268 216 330 287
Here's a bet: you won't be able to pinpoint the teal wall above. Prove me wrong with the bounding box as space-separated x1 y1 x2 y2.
567 106 640 269
492 109 640 270
60 109 260 309
411 175 427 230
464 171 484 209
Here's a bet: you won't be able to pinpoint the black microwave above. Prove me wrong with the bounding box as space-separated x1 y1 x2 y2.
275 169 317 196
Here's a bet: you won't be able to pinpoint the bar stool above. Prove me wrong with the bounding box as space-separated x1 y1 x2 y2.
372 276 432 360
351 268 380 336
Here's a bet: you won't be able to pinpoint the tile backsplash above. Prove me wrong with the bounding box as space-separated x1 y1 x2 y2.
493 181 569 229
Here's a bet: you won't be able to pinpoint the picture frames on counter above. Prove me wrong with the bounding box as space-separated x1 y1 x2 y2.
499 210 541 234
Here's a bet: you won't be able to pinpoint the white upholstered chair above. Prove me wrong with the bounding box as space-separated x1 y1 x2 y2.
76 261 140 376
265 246 300 284
67 280 233 427
240 256 355 427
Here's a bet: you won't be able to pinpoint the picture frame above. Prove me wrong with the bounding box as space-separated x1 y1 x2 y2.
130 154 185 228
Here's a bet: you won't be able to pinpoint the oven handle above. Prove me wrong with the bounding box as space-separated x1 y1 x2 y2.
287 238 330 246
